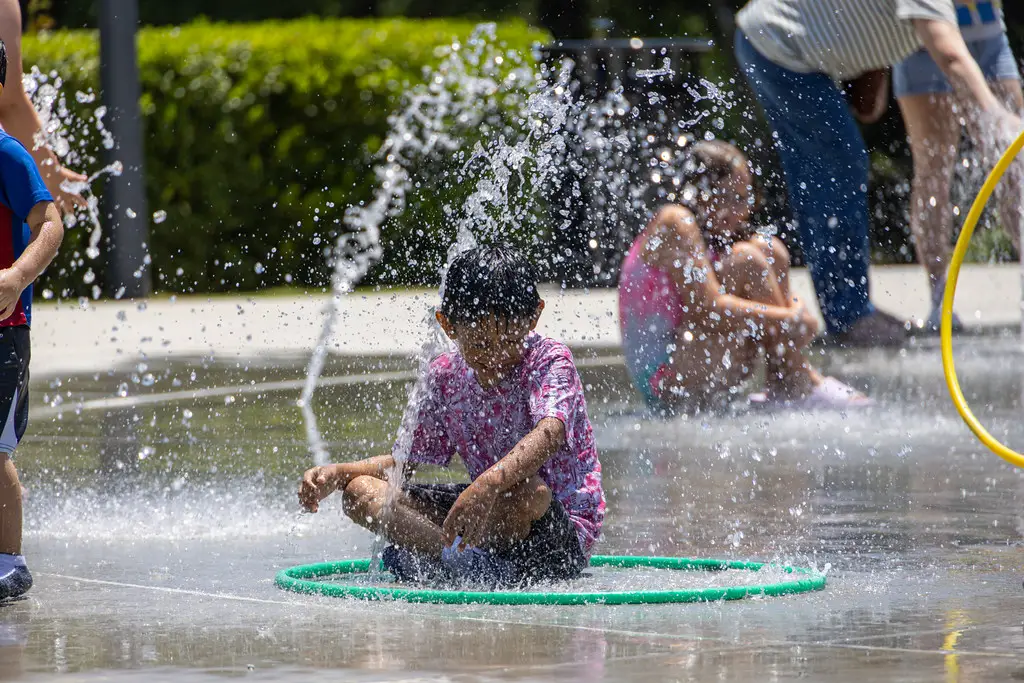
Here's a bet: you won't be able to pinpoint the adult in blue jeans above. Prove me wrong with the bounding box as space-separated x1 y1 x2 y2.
735 0 1021 346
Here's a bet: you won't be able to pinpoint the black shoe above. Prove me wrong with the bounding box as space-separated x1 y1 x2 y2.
825 310 909 348
0 564 32 601
381 546 451 585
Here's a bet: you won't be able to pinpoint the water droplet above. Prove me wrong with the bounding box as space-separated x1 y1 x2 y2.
153 210 167 224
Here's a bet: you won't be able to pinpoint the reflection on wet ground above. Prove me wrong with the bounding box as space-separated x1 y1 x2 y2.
5 336 1024 681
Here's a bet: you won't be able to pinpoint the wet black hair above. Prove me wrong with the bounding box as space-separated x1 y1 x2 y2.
0 40 7 89
440 244 541 326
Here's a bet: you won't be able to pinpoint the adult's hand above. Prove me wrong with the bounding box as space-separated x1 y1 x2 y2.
42 163 88 215
845 69 890 124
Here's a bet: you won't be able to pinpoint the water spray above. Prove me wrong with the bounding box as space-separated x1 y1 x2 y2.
941 126 1024 468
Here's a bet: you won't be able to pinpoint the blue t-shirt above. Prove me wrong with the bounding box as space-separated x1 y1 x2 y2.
0 132 53 327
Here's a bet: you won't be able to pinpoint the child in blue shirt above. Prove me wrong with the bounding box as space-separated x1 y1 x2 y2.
0 39 65 600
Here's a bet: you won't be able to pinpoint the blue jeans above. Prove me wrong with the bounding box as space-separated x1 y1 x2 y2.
735 30 873 334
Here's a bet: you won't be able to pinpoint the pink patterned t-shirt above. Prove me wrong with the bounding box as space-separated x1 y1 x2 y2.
404 332 605 555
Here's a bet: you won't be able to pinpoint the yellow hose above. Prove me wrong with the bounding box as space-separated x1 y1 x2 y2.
941 127 1024 469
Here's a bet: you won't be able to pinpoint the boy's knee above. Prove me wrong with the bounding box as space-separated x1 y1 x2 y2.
341 475 382 521
499 476 551 522
524 477 552 520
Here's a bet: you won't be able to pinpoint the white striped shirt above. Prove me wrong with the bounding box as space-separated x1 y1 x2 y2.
737 0 958 80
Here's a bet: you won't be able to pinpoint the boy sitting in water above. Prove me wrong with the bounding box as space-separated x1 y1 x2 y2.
299 245 605 587
0 39 65 600
619 140 870 413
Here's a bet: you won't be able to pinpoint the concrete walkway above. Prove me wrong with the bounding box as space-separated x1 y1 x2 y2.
29 264 1022 378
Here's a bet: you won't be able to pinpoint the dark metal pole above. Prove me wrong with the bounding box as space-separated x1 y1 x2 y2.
99 0 150 298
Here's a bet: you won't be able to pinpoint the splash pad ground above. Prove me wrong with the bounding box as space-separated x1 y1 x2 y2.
7 320 1024 681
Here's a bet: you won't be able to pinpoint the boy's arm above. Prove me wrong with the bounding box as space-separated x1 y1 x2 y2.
477 418 565 493
299 454 414 513
0 0 87 214
0 199 61 319
441 418 565 545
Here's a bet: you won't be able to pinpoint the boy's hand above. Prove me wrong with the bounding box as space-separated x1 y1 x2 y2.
443 479 500 549
298 465 342 513
0 267 26 320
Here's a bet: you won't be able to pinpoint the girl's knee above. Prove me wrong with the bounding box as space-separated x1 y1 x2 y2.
753 236 790 272
723 241 771 278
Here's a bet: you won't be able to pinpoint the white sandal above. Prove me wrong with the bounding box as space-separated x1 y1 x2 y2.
796 377 873 410
747 377 872 410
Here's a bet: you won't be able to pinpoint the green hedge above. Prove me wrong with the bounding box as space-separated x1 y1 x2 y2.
23 18 547 296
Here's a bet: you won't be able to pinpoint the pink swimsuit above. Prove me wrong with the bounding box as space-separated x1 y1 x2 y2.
617 236 687 406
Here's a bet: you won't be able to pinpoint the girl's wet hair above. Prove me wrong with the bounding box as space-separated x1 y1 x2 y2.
680 140 748 198
441 244 540 326
648 139 759 211
678 140 758 247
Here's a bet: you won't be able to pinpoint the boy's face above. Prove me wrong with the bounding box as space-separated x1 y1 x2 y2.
436 303 544 388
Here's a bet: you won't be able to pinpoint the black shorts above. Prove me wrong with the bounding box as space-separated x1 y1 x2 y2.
405 482 588 585
0 326 29 457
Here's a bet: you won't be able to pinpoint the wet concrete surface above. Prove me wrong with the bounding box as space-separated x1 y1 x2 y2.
4 335 1024 681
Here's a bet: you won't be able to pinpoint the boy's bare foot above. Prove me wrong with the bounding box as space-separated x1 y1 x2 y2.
825 310 908 348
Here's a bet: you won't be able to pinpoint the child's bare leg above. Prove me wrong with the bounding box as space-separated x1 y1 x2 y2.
753 235 792 302
719 239 819 399
341 475 445 555
0 457 21 556
992 80 1024 254
478 476 551 552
